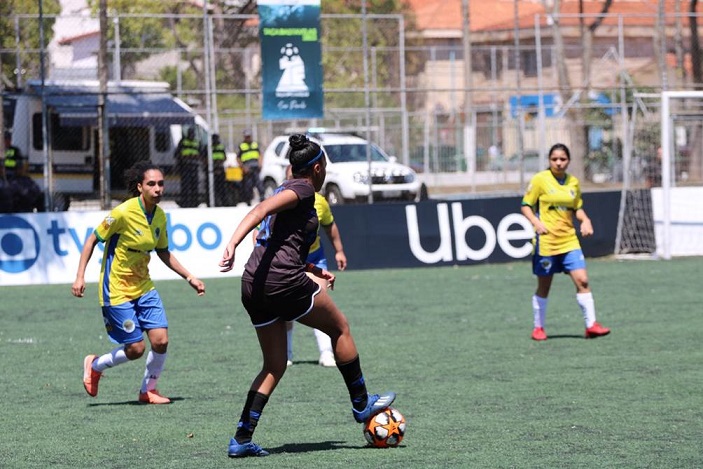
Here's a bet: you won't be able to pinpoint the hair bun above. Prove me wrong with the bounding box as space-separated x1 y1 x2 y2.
289 134 308 151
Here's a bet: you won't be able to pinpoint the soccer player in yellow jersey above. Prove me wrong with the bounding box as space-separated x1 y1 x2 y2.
521 143 610 341
286 191 347 368
72 161 205 404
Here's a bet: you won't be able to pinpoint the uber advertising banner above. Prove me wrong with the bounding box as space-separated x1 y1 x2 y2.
0 207 254 287
0 193 619 286
320 193 620 270
258 0 324 120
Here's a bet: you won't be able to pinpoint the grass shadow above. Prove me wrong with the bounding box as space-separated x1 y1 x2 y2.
87 396 186 407
266 440 358 454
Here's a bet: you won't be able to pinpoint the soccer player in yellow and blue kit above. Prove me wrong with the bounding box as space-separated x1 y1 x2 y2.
72 161 205 404
286 191 347 368
521 143 610 341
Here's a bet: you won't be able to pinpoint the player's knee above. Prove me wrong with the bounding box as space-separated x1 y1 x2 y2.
125 341 146 360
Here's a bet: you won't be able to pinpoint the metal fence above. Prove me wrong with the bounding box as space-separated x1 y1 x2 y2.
2 10 703 210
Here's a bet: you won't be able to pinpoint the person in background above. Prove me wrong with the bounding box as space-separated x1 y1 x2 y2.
210 133 227 206
219 134 395 458
3 132 42 213
284 164 348 368
520 143 611 341
175 127 203 208
3 131 24 179
72 161 205 404
237 128 265 205
644 146 663 188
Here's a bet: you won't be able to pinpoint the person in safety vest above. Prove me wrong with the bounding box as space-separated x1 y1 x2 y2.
2 132 42 213
236 128 265 205
174 127 203 208
209 133 228 207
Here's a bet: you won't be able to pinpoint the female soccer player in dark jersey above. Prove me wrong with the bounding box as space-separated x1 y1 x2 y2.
72 161 205 404
219 134 395 458
521 143 611 341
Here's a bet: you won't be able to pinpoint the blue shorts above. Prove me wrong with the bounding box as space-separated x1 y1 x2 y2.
307 247 328 270
101 289 168 344
533 249 586 276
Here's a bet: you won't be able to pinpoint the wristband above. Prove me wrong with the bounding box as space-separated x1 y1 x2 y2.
186 276 193 283
306 263 315 272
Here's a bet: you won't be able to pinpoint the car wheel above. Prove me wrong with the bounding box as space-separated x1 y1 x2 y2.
325 184 344 205
263 178 278 199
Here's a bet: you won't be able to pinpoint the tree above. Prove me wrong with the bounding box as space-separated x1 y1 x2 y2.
0 0 61 89
545 0 613 180
320 0 418 110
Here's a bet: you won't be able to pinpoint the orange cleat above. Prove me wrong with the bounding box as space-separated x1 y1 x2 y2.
139 389 171 404
83 354 102 397
531 327 547 341
585 322 611 339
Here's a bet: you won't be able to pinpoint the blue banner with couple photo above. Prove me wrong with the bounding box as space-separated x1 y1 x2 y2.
258 0 324 120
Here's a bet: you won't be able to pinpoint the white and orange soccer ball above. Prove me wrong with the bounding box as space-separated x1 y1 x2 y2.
363 407 406 448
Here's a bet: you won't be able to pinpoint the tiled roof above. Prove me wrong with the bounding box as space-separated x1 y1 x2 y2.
404 0 703 32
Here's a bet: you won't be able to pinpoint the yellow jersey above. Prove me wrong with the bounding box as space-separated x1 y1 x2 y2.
309 193 334 254
521 169 583 256
94 197 169 306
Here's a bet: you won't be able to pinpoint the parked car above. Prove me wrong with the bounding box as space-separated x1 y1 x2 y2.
260 132 426 205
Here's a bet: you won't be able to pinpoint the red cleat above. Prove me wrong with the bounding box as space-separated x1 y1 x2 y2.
139 389 171 404
531 327 547 341
83 354 102 397
585 322 611 339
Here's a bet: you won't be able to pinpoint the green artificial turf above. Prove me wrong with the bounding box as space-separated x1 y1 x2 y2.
1 257 701 468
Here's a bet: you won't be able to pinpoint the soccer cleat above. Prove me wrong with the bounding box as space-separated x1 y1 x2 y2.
531 327 547 341
585 322 611 339
318 351 336 368
353 392 396 423
228 438 269 458
82 354 102 397
138 389 171 404
286 359 293 367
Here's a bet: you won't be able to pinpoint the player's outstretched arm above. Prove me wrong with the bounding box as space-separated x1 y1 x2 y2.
157 250 205 296
72 233 99 298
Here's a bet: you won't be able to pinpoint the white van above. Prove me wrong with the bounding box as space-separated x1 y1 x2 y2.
3 79 205 210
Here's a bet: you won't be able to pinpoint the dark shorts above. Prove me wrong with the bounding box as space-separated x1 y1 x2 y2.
241 277 321 327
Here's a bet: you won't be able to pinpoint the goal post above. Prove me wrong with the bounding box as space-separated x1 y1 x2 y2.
616 90 703 259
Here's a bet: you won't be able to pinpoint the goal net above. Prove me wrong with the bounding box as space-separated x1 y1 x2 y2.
616 91 703 259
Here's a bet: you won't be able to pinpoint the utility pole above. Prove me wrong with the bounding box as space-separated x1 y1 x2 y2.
461 0 475 191
98 0 110 209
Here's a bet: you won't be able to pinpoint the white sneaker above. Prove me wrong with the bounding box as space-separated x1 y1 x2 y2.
318 351 336 367
286 359 293 367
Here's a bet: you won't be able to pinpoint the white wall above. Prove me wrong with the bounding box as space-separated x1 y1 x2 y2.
652 186 703 257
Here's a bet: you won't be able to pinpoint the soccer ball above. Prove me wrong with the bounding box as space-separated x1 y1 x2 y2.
363 407 406 448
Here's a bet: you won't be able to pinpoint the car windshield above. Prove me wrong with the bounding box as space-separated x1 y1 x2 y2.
323 144 388 163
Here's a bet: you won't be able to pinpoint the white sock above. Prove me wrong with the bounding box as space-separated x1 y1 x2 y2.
577 292 597 328
140 351 167 393
532 295 548 328
94 346 129 372
313 328 333 355
287 324 294 361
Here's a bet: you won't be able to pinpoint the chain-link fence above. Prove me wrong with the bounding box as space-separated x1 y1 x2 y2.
2 10 703 210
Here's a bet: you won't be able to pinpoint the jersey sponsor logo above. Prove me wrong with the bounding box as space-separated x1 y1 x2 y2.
0 216 41 273
101 216 115 230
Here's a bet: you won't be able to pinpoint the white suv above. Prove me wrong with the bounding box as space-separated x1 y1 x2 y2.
260 132 424 205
